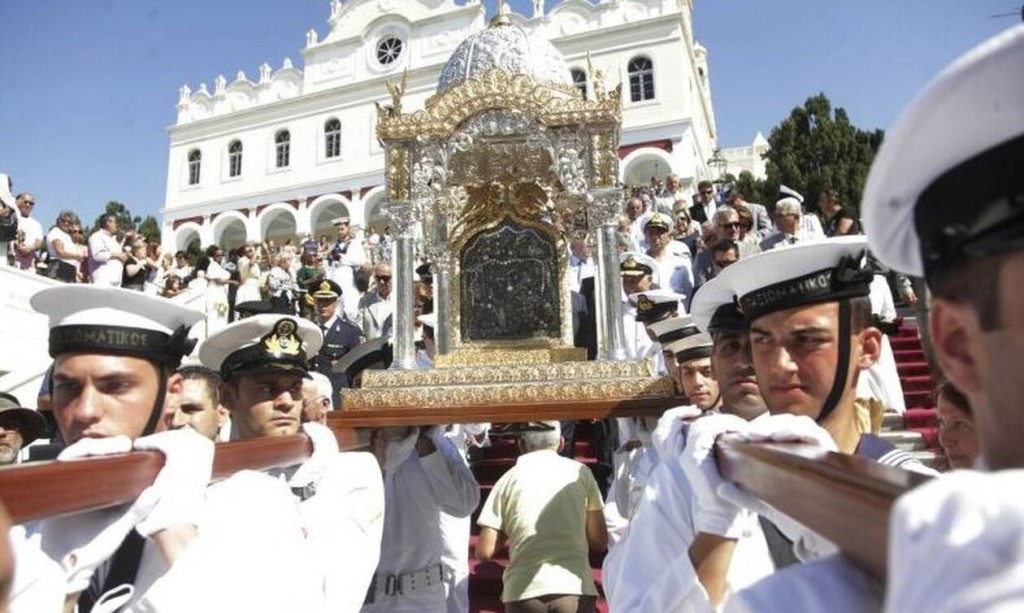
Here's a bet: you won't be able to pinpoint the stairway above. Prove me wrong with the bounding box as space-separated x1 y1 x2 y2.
880 319 944 469
468 424 610 612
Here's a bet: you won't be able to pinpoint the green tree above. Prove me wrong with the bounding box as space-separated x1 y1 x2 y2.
91 201 142 240
137 215 161 242
761 93 883 217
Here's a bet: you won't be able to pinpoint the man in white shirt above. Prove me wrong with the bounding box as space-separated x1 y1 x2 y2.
88 213 127 286
644 212 695 304
759 197 806 250
359 262 395 340
568 237 594 293
12 192 43 271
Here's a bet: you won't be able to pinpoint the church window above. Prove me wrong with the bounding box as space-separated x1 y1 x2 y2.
228 140 243 177
377 37 403 65
275 130 291 168
628 56 655 102
570 68 587 99
187 149 201 185
325 119 341 158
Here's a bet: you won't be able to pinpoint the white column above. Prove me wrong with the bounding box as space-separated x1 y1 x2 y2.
590 188 627 361
385 200 417 370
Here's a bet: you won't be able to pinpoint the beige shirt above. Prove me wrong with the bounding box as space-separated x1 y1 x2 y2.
477 449 603 602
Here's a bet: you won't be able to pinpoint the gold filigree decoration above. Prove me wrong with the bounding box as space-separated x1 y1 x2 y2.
362 357 649 387
377 70 621 142
591 130 618 187
342 376 676 410
386 146 410 201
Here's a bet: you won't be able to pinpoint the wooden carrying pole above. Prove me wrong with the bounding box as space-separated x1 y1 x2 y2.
716 436 932 580
0 395 675 525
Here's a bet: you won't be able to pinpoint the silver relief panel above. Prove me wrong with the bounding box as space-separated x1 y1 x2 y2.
460 222 560 341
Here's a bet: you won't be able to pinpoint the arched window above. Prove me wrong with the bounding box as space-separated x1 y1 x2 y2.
275 130 290 168
324 119 341 159
228 140 243 177
187 149 201 185
627 56 655 102
570 68 587 99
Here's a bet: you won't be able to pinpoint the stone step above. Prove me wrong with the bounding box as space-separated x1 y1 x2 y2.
882 413 905 431
879 430 927 452
911 450 947 472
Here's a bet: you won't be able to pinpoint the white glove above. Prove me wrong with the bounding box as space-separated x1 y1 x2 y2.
40 436 140 594
717 414 838 560
132 429 214 537
289 422 339 489
678 413 752 538
743 413 837 450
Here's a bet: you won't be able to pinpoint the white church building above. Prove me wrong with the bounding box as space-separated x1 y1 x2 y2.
161 0 719 252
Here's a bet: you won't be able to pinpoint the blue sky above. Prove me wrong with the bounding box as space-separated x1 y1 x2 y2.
0 0 1017 231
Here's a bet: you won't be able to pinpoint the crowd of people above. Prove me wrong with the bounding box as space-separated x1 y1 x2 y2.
0 22 1020 613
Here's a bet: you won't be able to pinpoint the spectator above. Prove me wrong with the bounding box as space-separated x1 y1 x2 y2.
819 188 861 236
644 213 694 303
162 275 184 299
476 421 607 613
88 212 127 286
172 250 193 281
731 203 761 250
656 173 688 214
0 174 16 267
235 244 263 304
45 210 86 283
935 381 979 470
712 206 760 258
0 392 48 466
689 180 717 225
205 244 233 332
727 191 773 240
266 252 298 314
624 196 646 251
70 222 89 282
672 203 700 257
760 197 807 250
12 192 43 271
121 238 153 291
568 237 594 293
301 372 334 425
359 262 395 340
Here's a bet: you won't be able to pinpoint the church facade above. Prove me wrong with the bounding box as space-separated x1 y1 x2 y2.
161 0 718 251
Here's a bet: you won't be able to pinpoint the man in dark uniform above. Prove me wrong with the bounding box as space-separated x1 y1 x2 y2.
310 279 362 408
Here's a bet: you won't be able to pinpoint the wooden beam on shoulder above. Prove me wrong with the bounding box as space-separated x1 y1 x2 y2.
716 436 932 580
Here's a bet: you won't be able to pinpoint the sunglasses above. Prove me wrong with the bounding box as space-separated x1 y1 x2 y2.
714 259 737 268
376 275 392 282
718 222 742 230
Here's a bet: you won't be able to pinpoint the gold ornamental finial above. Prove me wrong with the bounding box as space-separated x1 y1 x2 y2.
490 0 512 27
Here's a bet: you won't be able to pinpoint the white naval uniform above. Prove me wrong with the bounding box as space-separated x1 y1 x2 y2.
276 439 386 613
650 242 695 304
363 433 480 613
604 416 660 544
13 471 327 613
439 424 490 613
603 410 773 612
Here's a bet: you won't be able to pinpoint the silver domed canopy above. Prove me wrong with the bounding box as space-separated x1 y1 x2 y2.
437 8 572 94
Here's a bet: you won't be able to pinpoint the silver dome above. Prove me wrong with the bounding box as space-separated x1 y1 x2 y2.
437 17 572 94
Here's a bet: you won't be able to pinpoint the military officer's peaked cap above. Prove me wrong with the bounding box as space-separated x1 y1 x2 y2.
619 252 656 276
629 289 683 324
200 315 323 380
311 279 343 300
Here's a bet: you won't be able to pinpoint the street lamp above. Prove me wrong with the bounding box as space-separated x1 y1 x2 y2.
707 149 727 185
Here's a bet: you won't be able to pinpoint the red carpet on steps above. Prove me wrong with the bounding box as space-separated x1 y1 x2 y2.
468 426 610 612
465 322 939 611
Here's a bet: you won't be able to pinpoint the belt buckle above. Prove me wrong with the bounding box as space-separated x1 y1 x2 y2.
385 573 403 597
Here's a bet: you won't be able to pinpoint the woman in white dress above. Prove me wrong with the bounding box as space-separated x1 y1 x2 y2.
235 244 263 304
205 245 233 333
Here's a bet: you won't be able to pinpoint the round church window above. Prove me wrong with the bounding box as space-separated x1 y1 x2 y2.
376 37 403 65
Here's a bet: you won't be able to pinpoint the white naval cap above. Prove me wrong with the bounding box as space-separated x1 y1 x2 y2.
777 185 804 205
690 275 746 334
331 216 351 226
31 285 205 366
619 251 657 276
199 314 323 379
628 289 684 323
648 314 700 344
665 332 713 364
713 236 873 322
863 24 1024 280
